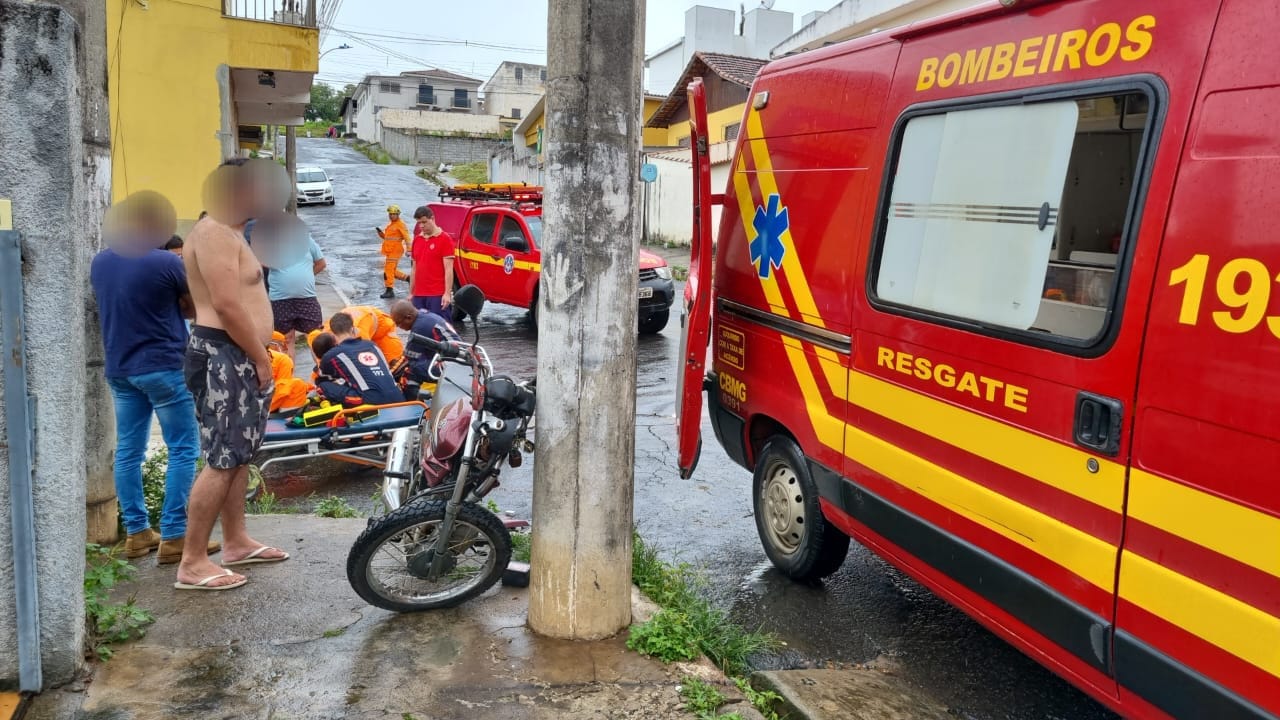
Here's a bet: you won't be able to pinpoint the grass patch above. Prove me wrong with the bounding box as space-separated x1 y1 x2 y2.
85 544 154 661
630 532 783 719
451 161 488 185
351 141 395 165
510 530 531 563
322 627 347 638
248 490 291 515
315 495 360 519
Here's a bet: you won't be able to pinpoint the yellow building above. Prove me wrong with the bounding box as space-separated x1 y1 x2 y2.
107 0 319 224
644 52 768 148
514 93 670 159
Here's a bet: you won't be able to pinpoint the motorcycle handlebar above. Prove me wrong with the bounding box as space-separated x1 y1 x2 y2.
409 333 468 363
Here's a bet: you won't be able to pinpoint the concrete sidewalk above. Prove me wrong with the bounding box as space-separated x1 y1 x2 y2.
29 515 762 720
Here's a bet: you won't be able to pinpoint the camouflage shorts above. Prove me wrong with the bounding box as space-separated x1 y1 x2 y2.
184 326 273 470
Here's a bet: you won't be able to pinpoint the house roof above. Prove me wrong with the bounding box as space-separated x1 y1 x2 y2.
645 52 768 128
400 68 483 85
512 95 545 137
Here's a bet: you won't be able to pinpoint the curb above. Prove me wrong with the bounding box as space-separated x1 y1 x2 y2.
749 668 953 720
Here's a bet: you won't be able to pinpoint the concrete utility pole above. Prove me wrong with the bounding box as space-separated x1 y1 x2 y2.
286 125 298 214
528 0 644 639
0 0 113 688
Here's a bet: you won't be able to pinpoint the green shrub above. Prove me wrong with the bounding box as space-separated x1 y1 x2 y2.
680 676 727 718
629 531 782 719
248 491 289 515
139 448 169 529
84 544 153 661
314 495 359 519
627 608 701 663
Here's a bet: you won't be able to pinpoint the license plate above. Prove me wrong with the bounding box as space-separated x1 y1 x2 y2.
638 287 654 299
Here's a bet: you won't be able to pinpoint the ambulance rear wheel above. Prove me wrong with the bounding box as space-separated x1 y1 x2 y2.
752 437 849 581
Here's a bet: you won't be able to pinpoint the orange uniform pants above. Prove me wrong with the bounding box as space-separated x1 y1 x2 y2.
383 257 409 288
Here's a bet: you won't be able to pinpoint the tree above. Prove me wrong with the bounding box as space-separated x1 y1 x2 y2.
306 83 342 122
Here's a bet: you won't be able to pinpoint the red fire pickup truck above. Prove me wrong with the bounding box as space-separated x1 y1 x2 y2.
428 185 676 333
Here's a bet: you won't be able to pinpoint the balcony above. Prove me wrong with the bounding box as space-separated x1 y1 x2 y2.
417 94 437 106
223 0 317 28
452 98 472 109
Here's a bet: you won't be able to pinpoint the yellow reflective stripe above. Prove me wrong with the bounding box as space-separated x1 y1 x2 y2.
457 250 540 273
814 347 848 402
744 109 825 328
732 155 789 315
1128 470 1280 580
844 421 1118 590
781 335 844 450
848 371 1126 512
1120 552 1280 678
783 334 1114 590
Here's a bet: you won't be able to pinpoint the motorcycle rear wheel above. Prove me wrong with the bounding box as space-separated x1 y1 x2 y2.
347 500 511 612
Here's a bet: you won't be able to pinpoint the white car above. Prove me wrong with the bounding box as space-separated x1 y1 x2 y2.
295 167 334 206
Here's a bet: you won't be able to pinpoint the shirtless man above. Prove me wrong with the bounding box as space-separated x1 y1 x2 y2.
177 158 291 590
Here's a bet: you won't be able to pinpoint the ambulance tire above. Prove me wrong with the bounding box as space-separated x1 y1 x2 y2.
752 437 849 582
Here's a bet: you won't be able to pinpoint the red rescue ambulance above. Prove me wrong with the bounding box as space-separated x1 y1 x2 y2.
676 1 1280 717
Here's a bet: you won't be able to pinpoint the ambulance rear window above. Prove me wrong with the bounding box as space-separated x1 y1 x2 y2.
872 90 1154 346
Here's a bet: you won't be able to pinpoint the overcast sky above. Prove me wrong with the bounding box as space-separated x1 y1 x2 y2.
316 0 836 90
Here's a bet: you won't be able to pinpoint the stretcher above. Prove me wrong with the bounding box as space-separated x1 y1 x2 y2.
255 401 427 476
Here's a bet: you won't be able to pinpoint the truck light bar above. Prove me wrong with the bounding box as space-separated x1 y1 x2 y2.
439 183 544 204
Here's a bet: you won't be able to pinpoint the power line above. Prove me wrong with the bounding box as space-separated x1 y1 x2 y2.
327 25 547 54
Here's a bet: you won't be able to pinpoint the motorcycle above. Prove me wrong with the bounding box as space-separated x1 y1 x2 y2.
346 285 536 612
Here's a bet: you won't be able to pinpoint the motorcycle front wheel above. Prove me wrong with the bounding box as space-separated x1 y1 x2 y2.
347 500 511 612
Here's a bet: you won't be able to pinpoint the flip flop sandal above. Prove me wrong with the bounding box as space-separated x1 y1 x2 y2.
173 569 247 591
222 546 291 567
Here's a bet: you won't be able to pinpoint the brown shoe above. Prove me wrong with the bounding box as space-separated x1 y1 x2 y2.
157 537 223 565
124 528 162 558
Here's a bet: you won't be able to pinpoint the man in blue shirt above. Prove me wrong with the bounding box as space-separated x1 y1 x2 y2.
315 311 404 406
268 234 326 352
91 195 219 565
389 299 459 383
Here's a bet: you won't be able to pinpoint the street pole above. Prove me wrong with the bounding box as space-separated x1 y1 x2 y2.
528 0 644 640
286 125 298 214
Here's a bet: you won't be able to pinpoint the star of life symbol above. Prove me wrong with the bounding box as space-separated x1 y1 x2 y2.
750 193 788 279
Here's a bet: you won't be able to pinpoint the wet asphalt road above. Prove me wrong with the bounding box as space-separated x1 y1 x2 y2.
280 138 1117 720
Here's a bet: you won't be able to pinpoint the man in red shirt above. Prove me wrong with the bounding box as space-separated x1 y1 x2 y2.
410 205 455 314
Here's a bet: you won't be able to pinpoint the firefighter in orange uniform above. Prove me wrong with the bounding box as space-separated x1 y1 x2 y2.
377 205 411 299
267 332 314 412
306 305 404 365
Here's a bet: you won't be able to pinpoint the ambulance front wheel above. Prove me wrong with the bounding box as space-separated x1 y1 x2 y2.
752 436 849 582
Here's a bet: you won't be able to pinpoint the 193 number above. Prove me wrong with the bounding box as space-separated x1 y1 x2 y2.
1168 254 1280 336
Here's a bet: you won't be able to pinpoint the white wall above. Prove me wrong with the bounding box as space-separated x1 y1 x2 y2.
645 6 794 94
490 144 544 186
484 62 545 120
642 150 731 246
379 108 503 136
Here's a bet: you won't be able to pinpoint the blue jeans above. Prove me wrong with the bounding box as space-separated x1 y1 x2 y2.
107 370 200 539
